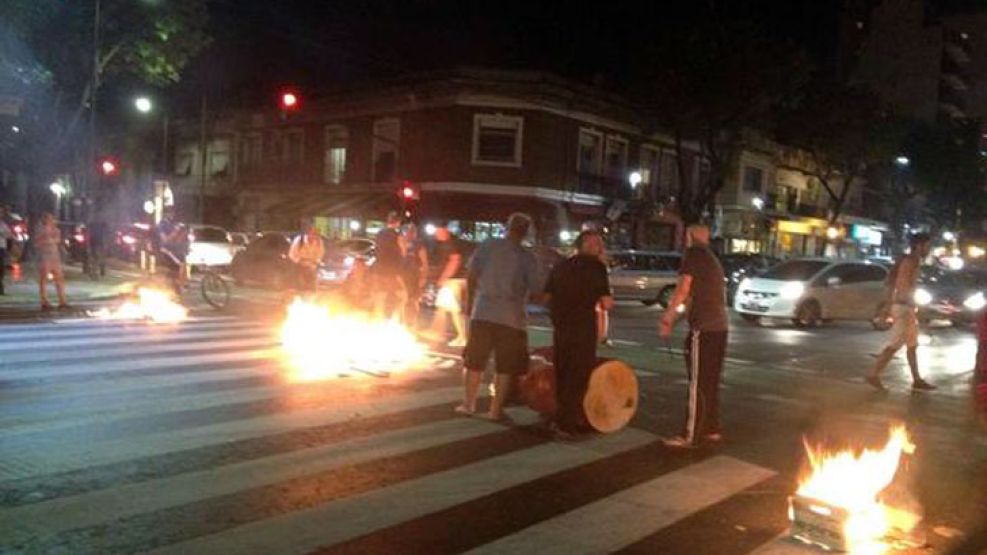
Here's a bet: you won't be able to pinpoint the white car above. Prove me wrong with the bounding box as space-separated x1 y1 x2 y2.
734 258 889 327
186 226 238 269
608 250 682 307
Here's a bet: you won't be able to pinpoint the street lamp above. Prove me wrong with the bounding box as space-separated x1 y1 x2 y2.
895 155 910 167
752 197 765 210
628 171 642 189
826 226 840 240
134 96 153 114
50 182 67 218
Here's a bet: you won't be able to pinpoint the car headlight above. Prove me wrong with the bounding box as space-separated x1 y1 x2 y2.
964 292 986 311
779 281 805 300
913 288 933 306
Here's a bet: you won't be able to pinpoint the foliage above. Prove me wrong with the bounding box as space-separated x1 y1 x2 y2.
639 11 810 224
774 82 907 224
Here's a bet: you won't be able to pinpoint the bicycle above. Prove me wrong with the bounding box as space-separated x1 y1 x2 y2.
200 267 232 310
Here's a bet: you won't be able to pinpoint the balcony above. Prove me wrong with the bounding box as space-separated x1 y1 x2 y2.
575 172 632 201
944 40 971 65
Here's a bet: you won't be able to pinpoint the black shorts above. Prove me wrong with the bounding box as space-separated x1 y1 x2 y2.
463 320 529 375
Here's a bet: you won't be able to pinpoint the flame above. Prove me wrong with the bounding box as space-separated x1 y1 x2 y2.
796 424 919 554
280 298 426 382
92 287 188 324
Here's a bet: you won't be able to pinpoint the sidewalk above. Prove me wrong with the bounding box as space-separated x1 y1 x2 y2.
0 263 137 310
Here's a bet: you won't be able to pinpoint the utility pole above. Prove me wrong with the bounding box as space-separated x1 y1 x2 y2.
85 0 101 276
197 90 207 224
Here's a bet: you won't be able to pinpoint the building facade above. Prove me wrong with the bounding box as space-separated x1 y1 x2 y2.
167 68 886 255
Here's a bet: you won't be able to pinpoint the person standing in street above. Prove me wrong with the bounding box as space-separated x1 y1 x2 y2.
87 218 108 279
372 211 408 321
288 219 325 293
432 222 469 347
402 222 429 327
157 208 189 292
659 225 728 448
456 213 540 422
544 230 613 437
34 212 68 310
867 233 937 391
0 206 12 295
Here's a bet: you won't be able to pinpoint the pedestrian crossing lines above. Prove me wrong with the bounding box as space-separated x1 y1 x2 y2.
0 315 799 555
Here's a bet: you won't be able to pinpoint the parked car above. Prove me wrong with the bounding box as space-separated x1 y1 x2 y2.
57 221 88 264
607 250 682 307
112 223 153 261
913 267 987 326
318 238 376 285
721 253 776 304
734 258 889 327
230 231 260 249
186 225 237 269
230 232 296 289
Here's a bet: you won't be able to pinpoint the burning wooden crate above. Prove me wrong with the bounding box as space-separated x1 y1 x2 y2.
789 424 923 553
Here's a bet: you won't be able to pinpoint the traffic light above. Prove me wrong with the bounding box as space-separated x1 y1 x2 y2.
98 157 119 176
279 90 300 111
397 180 420 220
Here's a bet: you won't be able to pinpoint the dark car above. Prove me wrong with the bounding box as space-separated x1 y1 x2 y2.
57 222 88 264
721 253 776 304
914 267 987 326
230 233 297 289
112 224 154 262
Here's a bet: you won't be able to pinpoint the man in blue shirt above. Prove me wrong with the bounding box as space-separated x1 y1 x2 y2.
456 213 541 422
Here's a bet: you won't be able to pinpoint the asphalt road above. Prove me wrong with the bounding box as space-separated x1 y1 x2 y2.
0 299 983 554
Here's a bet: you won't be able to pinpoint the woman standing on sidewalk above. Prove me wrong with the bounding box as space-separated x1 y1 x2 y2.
34 212 67 310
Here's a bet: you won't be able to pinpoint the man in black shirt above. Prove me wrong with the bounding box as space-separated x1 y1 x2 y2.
544 230 613 436
659 225 728 448
372 211 407 320
431 222 468 346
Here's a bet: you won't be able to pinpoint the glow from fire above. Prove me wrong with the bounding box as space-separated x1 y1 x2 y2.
280 298 426 382
796 424 918 554
92 287 188 323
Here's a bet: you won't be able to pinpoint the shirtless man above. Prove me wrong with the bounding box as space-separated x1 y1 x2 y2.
867 233 937 391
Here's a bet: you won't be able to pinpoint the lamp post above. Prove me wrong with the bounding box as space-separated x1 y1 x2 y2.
50 182 67 219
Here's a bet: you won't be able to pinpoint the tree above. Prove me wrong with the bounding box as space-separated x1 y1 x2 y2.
0 0 209 208
639 11 809 224
774 83 906 228
903 120 986 233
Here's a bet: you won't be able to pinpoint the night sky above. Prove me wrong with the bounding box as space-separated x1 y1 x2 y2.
162 0 841 110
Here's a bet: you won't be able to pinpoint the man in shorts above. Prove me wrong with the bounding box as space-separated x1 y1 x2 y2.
867 233 937 391
432 222 468 347
456 213 540 422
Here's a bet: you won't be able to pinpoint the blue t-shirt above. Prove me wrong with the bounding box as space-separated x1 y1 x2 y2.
468 238 540 330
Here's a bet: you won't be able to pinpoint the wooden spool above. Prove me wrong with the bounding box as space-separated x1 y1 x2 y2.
520 348 638 434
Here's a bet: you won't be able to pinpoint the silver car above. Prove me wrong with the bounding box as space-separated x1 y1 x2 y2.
608 250 682 307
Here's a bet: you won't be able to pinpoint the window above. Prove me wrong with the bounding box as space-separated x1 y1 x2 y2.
240 134 262 167
639 145 661 193
578 129 604 175
174 152 194 176
472 114 523 167
604 136 628 180
373 118 400 182
209 151 229 177
659 149 679 196
284 129 305 164
743 166 764 192
323 125 348 185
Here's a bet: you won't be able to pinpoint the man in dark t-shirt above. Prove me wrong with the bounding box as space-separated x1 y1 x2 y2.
659 225 728 448
545 230 613 436
430 223 468 346
372 212 407 320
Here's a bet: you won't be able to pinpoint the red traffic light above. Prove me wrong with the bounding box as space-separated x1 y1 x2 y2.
399 181 419 201
99 157 119 176
279 91 299 110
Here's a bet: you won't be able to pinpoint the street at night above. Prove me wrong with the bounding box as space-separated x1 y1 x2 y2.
4 0 987 554
0 294 983 554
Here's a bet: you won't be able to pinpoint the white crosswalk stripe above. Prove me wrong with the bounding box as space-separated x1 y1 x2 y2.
0 314 790 555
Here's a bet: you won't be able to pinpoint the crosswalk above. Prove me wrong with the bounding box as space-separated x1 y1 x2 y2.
0 314 893 554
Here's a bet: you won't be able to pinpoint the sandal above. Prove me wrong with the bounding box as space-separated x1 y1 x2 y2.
453 404 475 417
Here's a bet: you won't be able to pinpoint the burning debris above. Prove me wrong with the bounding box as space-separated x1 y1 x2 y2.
790 424 922 554
280 298 427 382
90 287 189 324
